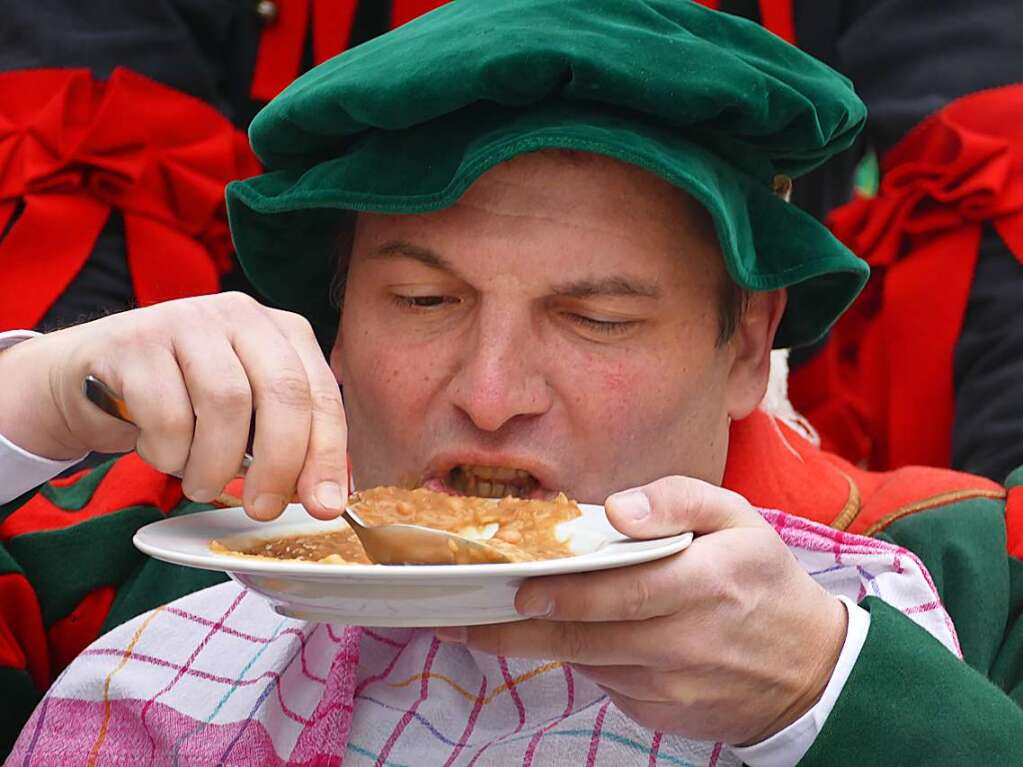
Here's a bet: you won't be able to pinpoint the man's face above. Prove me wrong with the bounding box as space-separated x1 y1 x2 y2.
332 151 781 504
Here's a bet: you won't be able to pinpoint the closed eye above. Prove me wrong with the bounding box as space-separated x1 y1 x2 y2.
565 313 637 335
392 294 458 309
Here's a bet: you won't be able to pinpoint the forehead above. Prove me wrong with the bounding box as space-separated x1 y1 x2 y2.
352 150 722 276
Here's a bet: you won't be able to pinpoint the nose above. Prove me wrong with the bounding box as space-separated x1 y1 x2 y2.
448 305 552 432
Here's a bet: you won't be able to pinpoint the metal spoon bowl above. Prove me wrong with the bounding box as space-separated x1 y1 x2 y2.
83 375 511 565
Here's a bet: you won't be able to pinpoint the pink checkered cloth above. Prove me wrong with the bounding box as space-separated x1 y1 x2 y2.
8 510 960 766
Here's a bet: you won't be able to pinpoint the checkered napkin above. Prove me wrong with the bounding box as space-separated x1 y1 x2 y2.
8 510 960 766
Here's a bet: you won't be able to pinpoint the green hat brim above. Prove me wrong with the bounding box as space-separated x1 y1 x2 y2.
227 101 868 349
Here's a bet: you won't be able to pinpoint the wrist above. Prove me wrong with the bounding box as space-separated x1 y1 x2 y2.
0 333 88 460
741 593 847 746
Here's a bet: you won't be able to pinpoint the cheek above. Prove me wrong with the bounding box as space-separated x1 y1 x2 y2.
561 353 673 432
558 345 728 453
339 305 450 417
353 341 447 413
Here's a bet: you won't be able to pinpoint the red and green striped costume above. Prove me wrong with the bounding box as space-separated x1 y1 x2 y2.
0 454 226 752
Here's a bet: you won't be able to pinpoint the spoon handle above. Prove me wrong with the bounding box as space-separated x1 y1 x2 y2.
82 374 253 488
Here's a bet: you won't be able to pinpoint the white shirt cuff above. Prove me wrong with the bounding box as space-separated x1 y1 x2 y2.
0 330 90 504
730 596 871 767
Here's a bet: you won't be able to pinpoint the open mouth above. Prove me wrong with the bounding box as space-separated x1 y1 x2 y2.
422 464 545 499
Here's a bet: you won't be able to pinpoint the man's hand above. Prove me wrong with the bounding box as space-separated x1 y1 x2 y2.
0 293 348 521
435 477 847 746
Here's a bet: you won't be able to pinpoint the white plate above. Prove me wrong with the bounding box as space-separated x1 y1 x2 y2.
133 503 692 627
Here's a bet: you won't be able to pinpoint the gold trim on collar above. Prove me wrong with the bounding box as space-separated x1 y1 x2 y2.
830 471 862 531
863 489 1006 537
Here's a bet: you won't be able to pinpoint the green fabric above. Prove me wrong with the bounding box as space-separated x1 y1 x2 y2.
0 535 23 578
7 499 225 628
804 487 1023 765
38 459 115 510
0 666 40 761
226 0 869 349
877 497 1009 675
802 597 1023 766
991 556 1023 706
0 471 227 758
101 502 227 633
8 505 164 626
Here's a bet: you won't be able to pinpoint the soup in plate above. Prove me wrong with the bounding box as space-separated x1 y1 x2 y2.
212 486 582 564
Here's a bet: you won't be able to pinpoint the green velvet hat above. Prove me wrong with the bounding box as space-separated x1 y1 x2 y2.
226 0 870 348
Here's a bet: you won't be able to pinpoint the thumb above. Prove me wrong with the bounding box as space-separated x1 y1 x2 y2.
605 476 767 539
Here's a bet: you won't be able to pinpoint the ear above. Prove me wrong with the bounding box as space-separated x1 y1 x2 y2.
724 288 787 420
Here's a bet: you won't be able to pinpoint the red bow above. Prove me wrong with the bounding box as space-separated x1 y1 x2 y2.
792 85 1023 470
0 68 261 331
829 86 1023 269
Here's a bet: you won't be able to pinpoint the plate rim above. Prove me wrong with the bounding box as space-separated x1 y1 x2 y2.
133 503 693 581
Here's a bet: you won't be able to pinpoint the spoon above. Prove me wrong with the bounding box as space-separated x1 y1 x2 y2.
82 375 511 565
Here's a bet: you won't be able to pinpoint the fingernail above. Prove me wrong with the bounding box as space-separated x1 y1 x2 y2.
517 596 553 618
435 627 467 644
611 489 650 522
315 481 345 512
186 487 217 504
252 493 287 519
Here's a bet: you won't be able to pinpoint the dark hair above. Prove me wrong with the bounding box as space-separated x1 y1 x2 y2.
717 276 752 347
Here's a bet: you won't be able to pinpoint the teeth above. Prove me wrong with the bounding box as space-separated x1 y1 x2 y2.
447 464 538 498
461 465 525 481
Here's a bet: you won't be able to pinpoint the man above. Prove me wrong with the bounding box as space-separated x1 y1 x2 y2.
1 1 1021 764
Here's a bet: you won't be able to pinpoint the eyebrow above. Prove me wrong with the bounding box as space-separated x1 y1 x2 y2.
551 275 661 299
370 239 660 299
369 240 457 273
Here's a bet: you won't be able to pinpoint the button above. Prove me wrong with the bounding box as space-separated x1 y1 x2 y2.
256 0 279 23
772 174 792 202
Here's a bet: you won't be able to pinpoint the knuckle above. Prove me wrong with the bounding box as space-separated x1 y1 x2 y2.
662 474 695 505
694 564 728 601
622 574 653 620
654 475 694 509
147 406 194 439
304 449 346 484
266 372 311 409
219 291 259 312
668 679 701 709
136 440 182 474
467 629 503 656
556 622 588 661
644 670 678 703
310 388 344 419
197 380 252 415
275 309 316 339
